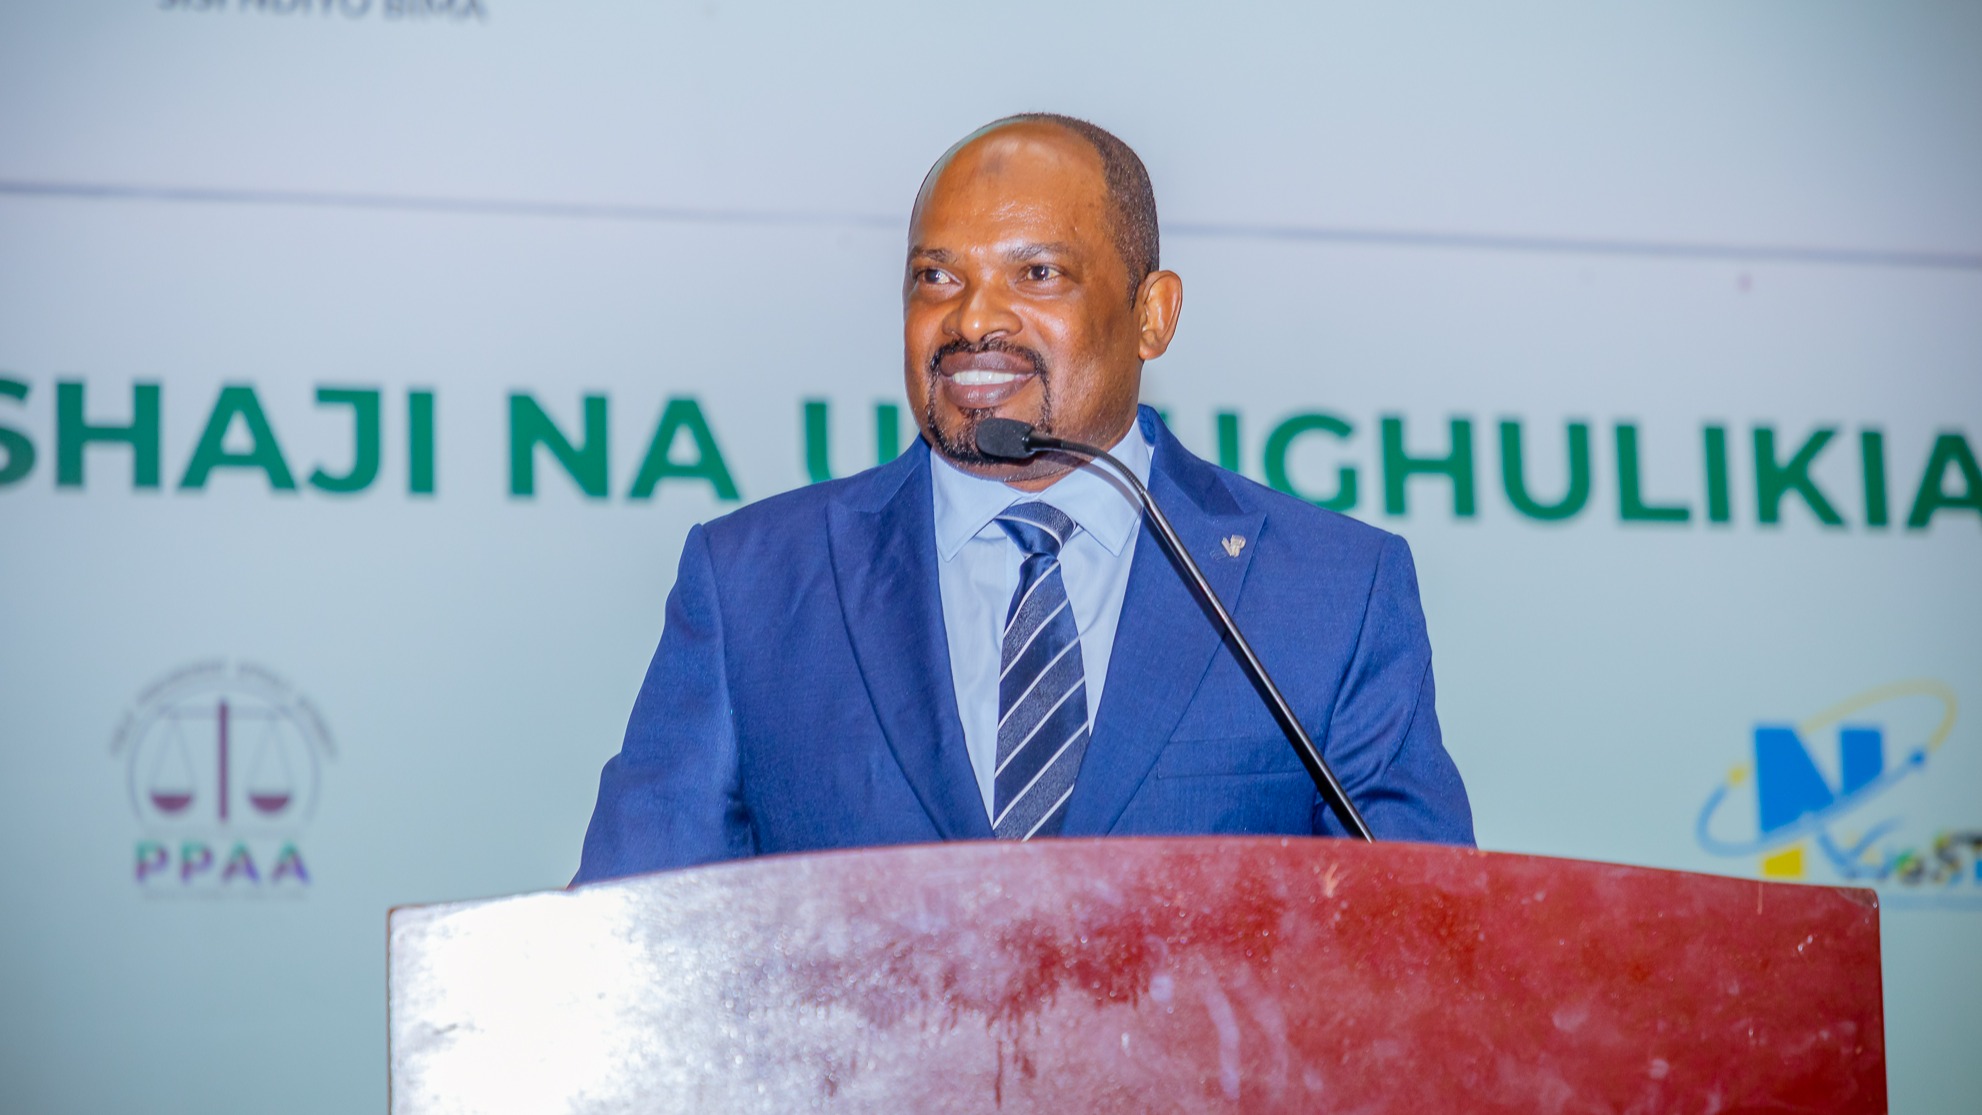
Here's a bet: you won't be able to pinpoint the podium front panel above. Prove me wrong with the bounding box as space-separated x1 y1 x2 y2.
389 838 1883 1113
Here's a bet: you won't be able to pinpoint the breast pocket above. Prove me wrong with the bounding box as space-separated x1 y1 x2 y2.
1152 734 1309 780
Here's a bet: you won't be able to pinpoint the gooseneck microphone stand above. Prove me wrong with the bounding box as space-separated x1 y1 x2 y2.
975 417 1376 842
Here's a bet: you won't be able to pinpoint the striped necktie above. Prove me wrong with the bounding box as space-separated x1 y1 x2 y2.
992 501 1091 840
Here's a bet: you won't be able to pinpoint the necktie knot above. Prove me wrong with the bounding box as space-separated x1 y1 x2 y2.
996 501 1076 557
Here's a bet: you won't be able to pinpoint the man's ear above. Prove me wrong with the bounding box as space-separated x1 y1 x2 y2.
1135 270 1184 361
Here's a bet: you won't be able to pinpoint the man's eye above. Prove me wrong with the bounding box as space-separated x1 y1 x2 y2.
917 268 952 285
1024 264 1060 282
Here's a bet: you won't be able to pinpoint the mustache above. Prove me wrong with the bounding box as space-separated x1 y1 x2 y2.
927 338 1049 378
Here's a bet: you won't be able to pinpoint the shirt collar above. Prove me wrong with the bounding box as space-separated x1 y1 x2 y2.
931 421 1153 561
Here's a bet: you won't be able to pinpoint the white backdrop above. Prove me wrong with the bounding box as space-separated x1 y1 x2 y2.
2 3 1978 1112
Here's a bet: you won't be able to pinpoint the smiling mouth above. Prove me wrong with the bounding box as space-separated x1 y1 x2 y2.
948 369 1031 388
930 339 1047 411
937 365 1037 410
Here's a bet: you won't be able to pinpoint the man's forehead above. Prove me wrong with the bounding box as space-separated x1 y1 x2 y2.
910 206 1105 265
910 239 1079 264
912 125 1111 245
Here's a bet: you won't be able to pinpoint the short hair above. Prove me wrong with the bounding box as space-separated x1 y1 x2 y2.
965 113 1161 303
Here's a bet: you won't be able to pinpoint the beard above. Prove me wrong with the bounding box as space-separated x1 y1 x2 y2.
921 338 1053 466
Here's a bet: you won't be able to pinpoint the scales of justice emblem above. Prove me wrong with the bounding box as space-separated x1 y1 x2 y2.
113 661 332 849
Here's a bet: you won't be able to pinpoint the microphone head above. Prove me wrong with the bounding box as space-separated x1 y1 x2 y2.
974 417 1037 460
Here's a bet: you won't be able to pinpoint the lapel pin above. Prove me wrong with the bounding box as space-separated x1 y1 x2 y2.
1220 535 1246 557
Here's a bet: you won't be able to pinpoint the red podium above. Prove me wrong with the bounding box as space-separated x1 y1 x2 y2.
388 839 1884 1113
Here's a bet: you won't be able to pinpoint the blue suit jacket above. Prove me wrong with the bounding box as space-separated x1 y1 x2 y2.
575 408 1472 883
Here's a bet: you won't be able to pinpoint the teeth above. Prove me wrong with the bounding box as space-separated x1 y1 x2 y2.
951 370 1025 387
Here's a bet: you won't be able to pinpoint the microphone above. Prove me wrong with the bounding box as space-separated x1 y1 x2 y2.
975 417 1375 842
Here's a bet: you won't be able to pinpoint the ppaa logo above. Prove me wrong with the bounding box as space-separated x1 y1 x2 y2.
1696 680 1979 909
111 661 334 896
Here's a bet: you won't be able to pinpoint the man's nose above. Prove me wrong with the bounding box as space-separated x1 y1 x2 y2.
946 278 1022 344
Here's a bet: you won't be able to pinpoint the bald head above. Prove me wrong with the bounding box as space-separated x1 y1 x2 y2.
914 114 1160 302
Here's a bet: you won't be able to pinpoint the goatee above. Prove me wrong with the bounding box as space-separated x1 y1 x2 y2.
922 338 1052 465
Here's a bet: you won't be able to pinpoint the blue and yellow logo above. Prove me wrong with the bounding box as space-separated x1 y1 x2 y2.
1696 680 1978 908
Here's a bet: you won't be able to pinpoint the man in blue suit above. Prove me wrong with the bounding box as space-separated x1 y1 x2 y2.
575 115 1471 883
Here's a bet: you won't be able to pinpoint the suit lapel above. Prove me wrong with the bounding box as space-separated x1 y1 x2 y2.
1061 418 1266 836
826 447 994 841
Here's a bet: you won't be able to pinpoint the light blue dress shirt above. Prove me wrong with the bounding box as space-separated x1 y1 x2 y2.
931 425 1154 818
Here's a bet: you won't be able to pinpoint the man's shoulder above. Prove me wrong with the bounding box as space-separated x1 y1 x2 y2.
694 445 925 556
1151 421 1401 569
1225 466 1396 554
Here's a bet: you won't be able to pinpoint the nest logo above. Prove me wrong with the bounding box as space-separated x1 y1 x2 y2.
111 661 333 896
1696 681 1979 908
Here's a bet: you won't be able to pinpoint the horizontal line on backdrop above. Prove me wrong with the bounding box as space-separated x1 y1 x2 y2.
3 178 1978 272
1165 221 1982 271
0 179 901 231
